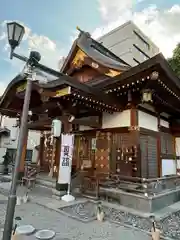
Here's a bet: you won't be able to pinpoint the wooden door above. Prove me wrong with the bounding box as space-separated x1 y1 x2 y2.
140 135 158 178
111 133 133 176
95 131 111 173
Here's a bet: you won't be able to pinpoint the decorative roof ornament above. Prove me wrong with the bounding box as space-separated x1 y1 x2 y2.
151 71 159 81
76 26 91 38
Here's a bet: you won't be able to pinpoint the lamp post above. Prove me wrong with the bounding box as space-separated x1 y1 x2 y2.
3 21 78 240
2 22 41 240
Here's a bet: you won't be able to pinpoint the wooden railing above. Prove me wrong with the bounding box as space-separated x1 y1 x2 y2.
80 172 180 198
80 175 100 199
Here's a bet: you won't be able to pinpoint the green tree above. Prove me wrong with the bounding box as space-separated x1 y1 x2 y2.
168 43 180 78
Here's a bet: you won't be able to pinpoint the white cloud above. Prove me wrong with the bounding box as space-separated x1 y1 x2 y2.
0 20 66 72
1 2 180 95
94 2 180 58
98 0 134 21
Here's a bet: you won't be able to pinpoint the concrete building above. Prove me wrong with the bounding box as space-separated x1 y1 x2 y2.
0 116 40 164
98 21 160 67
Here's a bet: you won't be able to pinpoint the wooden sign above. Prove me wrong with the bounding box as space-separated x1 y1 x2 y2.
54 86 71 97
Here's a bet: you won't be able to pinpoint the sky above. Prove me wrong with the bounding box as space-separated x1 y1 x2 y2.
0 0 180 95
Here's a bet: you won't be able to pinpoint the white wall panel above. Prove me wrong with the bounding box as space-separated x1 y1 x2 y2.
138 111 158 131
160 119 169 128
102 110 130 129
162 159 176 176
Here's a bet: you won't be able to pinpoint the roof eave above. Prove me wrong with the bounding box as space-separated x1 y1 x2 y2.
60 39 78 73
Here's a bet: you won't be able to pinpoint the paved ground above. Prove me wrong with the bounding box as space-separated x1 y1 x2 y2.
0 186 154 240
0 201 152 240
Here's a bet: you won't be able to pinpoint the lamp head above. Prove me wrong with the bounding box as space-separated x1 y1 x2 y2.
7 22 25 59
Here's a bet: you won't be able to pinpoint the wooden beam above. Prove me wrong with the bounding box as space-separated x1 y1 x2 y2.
28 114 101 130
38 132 45 169
31 101 61 113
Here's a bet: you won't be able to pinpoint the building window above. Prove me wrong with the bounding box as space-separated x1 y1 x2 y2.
133 44 150 61
133 30 150 50
133 58 140 65
161 133 173 155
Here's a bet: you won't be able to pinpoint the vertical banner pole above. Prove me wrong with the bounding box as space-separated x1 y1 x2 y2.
59 134 75 202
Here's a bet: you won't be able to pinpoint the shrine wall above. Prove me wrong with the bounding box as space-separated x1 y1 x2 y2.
138 110 170 131
31 148 38 163
138 110 158 131
102 110 130 129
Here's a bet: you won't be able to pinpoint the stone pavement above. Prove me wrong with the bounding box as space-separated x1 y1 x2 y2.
0 188 155 240
0 176 175 240
0 201 152 240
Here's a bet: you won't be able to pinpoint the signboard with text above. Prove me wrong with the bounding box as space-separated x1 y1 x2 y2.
57 134 74 184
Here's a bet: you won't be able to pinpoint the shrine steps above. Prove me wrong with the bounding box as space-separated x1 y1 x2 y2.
36 177 56 189
35 174 81 198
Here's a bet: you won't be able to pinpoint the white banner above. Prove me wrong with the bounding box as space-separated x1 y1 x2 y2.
58 134 74 184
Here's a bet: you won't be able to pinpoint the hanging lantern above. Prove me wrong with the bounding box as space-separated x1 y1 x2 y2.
142 89 152 103
51 119 62 137
10 125 19 141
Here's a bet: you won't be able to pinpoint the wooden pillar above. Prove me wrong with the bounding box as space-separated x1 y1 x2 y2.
157 114 161 177
63 119 72 133
54 137 61 178
130 106 141 177
0 115 3 127
39 132 45 169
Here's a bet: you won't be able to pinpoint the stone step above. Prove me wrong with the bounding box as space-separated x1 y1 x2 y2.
36 178 56 189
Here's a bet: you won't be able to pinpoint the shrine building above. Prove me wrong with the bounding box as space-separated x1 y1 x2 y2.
0 28 180 188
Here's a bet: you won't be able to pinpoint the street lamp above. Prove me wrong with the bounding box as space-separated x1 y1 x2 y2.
2 22 41 240
7 22 25 59
3 21 79 239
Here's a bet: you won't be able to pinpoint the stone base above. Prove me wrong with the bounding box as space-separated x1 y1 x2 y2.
52 189 67 199
56 182 68 191
100 187 180 213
